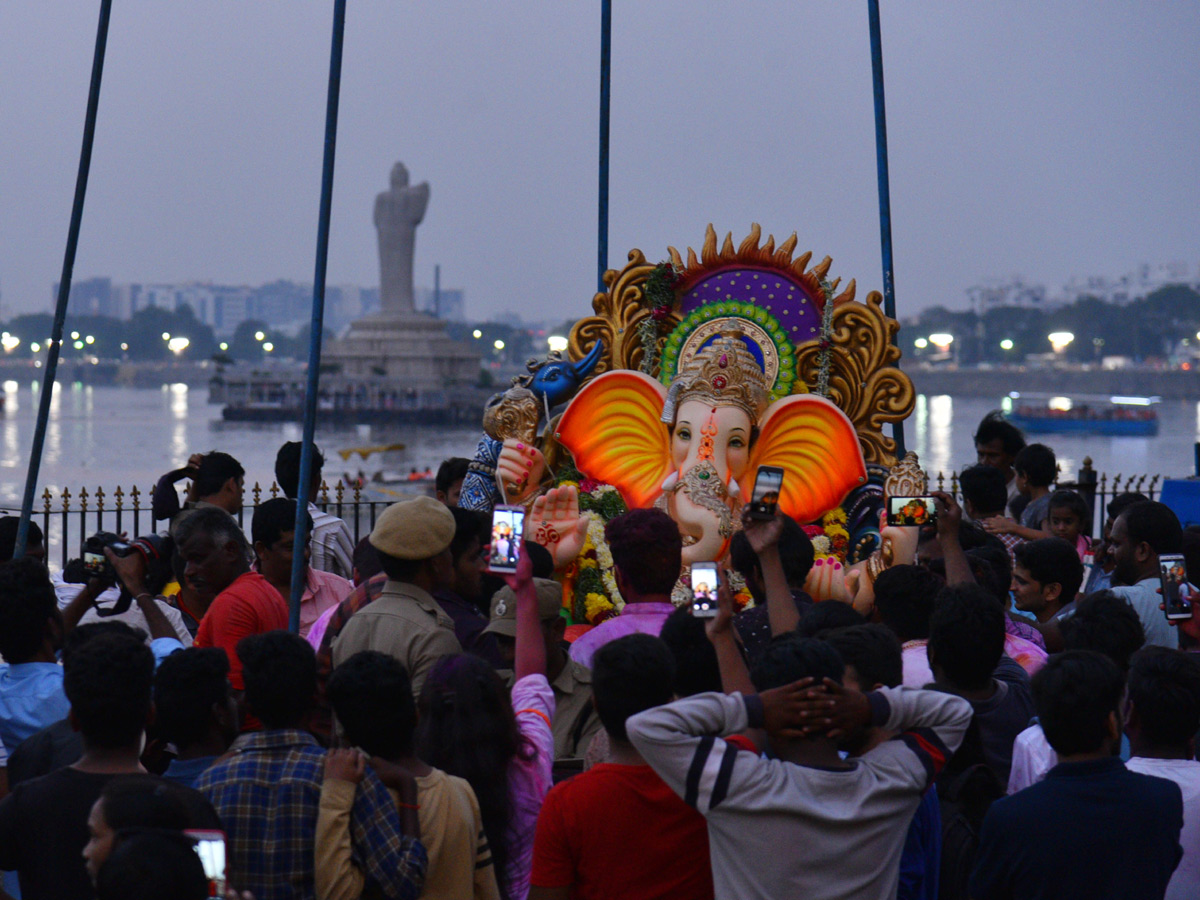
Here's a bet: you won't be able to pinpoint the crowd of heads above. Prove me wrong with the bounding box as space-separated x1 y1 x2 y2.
1 417 1198 900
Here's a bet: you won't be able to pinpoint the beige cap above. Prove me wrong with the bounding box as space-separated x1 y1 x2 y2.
483 578 563 637
368 496 456 560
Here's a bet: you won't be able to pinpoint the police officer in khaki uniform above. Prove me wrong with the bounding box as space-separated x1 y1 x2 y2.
332 496 462 699
484 578 603 761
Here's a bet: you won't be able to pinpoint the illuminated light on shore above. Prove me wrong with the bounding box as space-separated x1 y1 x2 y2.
1048 332 1074 352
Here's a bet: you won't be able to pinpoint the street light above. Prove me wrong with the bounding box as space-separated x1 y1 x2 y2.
493 339 505 350
472 329 482 339
162 332 171 341
914 338 929 349
30 342 41 353
1000 339 1014 351
255 331 266 342
71 331 80 340
168 337 190 354
1048 332 1075 352
120 343 128 351
85 335 95 345
219 342 229 351
1 335 20 352
262 342 274 352
928 333 955 351
73 340 84 350
547 335 568 353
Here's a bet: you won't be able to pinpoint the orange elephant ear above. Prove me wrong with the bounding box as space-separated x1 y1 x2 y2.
744 395 867 524
555 370 672 509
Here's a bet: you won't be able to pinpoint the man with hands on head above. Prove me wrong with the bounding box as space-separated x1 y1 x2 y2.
628 630 972 900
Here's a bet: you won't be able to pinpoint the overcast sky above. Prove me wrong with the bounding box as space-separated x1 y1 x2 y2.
1 1 1197 325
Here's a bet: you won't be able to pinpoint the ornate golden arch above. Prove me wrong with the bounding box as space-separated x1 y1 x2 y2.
567 224 915 467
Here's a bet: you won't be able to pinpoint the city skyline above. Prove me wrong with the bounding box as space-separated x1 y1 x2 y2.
2 2 1198 323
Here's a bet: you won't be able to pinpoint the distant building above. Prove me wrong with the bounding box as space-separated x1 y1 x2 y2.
966 278 1049 315
54 277 117 318
1053 262 1200 307
415 286 465 322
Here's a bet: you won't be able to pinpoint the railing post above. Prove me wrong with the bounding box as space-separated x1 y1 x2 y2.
1077 456 1098 538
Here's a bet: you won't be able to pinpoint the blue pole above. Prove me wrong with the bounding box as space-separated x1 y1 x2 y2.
597 0 612 292
15 0 113 559
288 0 346 632
867 0 906 456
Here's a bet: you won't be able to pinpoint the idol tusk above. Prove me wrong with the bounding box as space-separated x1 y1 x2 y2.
661 471 680 492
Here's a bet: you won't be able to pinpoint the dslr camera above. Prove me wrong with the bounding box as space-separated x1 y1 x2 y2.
63 531 175 616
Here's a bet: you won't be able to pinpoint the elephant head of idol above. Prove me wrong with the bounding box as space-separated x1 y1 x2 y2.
556 331 867 565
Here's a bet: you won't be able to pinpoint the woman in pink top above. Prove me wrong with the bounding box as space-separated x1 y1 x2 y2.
416 545 553 900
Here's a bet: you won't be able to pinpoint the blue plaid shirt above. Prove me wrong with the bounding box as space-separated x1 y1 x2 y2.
197 729 425 900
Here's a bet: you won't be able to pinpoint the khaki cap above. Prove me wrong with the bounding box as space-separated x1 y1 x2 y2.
369 496 456 560
483 578 563 637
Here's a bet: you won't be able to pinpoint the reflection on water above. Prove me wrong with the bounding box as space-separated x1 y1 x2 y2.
0 385 1195 510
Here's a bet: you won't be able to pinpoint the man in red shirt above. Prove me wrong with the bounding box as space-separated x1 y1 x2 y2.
529 633 714 900
183 508 288 714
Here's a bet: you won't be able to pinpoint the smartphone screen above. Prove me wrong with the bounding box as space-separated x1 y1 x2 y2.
1160 553 1194 622
888 496 938 528
748 466 784 520
690 563 718 618
185 830 226 897
488 506 525 574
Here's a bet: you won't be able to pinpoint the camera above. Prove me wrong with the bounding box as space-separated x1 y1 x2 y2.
62 532 175 617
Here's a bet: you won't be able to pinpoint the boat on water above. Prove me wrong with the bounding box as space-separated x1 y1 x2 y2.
1004 392 1160 437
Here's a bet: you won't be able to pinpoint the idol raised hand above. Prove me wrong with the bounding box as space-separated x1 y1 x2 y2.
495 438 547 504
528 485 588 570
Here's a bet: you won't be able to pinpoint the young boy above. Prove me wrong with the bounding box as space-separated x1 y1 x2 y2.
627 635 972 900
322 649 499 900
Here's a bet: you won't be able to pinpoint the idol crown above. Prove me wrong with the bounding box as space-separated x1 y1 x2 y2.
662 332 770 423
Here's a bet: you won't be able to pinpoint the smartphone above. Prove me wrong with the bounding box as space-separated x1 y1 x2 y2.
690 562 719 618
1159 553 1194 622
488 505 525 574
887 496 938 528
82 550 107 576
185 829 226 897
748 465 784 520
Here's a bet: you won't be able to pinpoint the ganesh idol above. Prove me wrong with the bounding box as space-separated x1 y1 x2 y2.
458 224 920 621
554 330 867 566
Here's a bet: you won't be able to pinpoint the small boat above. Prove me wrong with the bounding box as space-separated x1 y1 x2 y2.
1004 392 1160 437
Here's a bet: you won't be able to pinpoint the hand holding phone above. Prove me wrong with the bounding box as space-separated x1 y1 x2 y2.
1160 554 1195 622
748 466 784 520
691 562 719 618
888 496 938 528
488 506 525 574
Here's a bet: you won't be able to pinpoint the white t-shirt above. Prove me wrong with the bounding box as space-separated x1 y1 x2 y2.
52 573 193 646
1126 757 1200 900
1007 722 1058 794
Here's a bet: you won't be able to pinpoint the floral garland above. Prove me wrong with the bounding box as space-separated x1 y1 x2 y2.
637 262 679 375
555 463 628 624
804 507 851 563
816 278 836 398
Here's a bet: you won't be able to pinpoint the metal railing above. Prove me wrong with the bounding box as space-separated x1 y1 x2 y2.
927 457 1160 538
15 460 1163 567
13 480 406 570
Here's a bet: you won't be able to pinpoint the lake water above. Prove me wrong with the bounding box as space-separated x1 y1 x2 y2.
0 381 1197 509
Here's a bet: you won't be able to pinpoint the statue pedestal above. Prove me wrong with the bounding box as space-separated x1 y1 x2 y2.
325 313 480 388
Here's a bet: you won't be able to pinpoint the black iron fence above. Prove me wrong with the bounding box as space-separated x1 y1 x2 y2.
12 460 1160 568
927 457 1160 538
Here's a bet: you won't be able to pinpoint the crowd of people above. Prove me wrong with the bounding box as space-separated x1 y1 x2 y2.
0 418 1197 900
